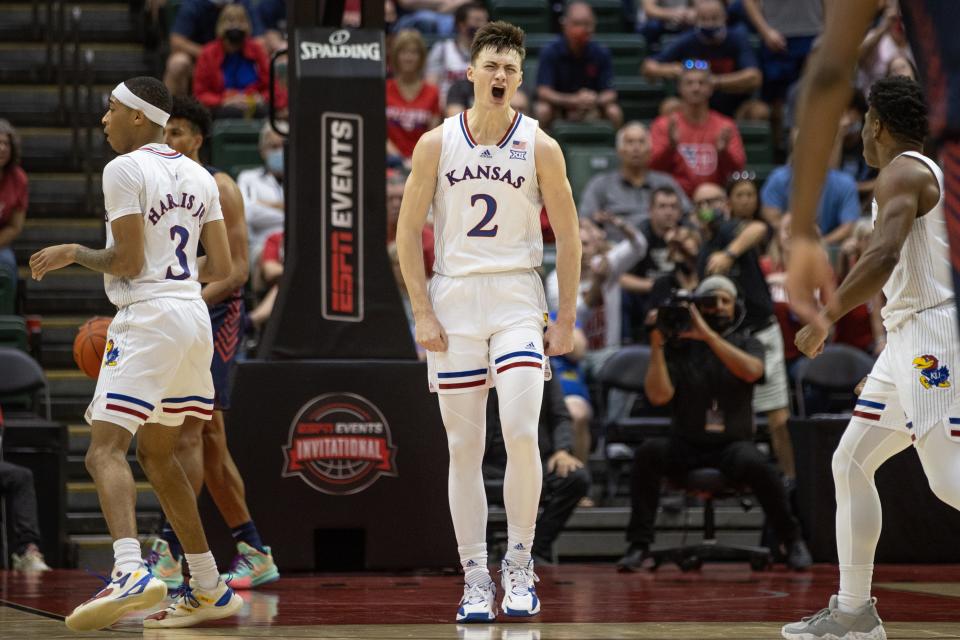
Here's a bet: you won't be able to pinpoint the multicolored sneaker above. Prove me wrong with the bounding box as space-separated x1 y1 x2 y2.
145 538 183 589
499 558 541 617
455 580 497 623
142 579 243 628
221 542 279 589
65 565 167 631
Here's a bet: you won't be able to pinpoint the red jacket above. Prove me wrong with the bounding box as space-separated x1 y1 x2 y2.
649 109 745 196
193 37 288 110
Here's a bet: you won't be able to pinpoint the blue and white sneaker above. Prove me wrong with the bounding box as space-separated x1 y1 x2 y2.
143 578 243 628
500 558 540 617
65 565 167 631
455 580 497 623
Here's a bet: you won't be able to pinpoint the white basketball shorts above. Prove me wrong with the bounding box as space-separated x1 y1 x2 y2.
853 303 960 443
85 297 216 433
426 270 550 394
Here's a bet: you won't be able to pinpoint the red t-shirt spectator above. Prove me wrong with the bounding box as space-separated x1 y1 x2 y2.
386 79 440 159
0 165 28 230
260 230 283 266
649 110 745 196
193 37 288 110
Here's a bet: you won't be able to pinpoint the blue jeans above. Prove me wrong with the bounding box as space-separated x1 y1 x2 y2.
0 245 16 314
392 10 454 36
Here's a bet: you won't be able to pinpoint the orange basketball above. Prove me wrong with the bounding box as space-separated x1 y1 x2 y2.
73 316 112 379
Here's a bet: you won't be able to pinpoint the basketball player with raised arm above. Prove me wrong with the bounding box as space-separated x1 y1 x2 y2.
783 77 958 640
154 96 280 591
785 0 960 336
29 77 243 630
396 22 581 622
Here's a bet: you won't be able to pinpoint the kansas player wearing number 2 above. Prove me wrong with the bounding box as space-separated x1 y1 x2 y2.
397 22 582 623
29 77 242 631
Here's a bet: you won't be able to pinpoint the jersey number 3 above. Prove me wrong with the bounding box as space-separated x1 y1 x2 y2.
466 194 498 237
165 225 191 280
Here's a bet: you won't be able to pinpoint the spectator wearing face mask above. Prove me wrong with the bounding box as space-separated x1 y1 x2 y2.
425 1 489 110
237 122 285 273
643 0 767 121
192 3 287 119
164 0 265 97
536 1 623 130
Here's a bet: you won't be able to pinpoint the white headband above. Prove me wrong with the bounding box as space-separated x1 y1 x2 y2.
111 82 170 127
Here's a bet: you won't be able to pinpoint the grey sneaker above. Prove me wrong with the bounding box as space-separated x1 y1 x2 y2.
781 596 886 640
11 544 51 572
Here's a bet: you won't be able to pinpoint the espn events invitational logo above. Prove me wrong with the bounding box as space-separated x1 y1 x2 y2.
282 393 398 495
321 112 364 322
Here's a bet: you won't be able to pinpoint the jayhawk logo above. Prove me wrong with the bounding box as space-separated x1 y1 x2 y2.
913 354 951 389
103 339 120 367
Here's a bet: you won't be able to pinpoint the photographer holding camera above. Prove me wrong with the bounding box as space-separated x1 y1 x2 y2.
617 274 811 571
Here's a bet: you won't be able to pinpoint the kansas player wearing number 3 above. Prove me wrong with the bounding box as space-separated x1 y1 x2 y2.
397 22 582 623
29 77 242 631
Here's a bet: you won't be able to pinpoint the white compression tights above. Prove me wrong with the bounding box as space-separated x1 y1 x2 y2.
438 368 544 564
833 421 960 610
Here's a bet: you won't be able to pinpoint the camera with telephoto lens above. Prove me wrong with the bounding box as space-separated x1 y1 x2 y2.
655 290 720 339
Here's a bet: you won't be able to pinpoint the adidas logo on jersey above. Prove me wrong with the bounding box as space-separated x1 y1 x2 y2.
479 149 493 159
524 342 536 350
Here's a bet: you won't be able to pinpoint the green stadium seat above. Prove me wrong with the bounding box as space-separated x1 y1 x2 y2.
614 76 667 121
226 164 263 181
594 33 646 76
738 121 774 166
0 315 28 352
551 120 616 147
523 32 556 60
490 0 552 34
583 0 627 33
0 272 14 315
563 144 619 203
211 119 264 173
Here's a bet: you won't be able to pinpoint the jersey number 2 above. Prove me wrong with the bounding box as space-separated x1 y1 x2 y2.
165 225 191 280
466 194 498 237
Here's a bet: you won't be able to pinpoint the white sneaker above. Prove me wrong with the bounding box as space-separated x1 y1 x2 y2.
500 558 541 617
11 544 51 572
456 580 497 623
65 565 167 631
143 578 243 628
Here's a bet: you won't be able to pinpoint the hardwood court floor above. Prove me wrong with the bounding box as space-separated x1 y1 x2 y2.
4 564 960 639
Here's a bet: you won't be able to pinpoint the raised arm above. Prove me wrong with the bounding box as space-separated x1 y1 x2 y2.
538 128 583 356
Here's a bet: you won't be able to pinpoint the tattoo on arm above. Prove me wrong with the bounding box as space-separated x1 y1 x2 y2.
73 245 119 275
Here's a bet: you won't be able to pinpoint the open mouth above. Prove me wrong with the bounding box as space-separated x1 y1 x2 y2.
492 86 505 99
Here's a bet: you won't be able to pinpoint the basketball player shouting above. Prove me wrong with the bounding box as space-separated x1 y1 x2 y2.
396 22 581 622
29 77 243 630
156 97 280 591
783 78 956 640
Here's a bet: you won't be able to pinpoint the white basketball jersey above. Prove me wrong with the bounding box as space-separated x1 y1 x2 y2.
432 111 543 277
101 143 223 308
872 151 953 331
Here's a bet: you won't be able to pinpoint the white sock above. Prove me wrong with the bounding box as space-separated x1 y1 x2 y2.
185 551 220 592
504 524 535 565
838 564 873 613
113 537 143 575
458 542 490 587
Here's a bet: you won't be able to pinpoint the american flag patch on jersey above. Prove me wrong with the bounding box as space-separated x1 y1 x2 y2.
512 140 527 150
